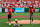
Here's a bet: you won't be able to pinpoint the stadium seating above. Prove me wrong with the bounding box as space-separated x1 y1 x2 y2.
0 0 40 8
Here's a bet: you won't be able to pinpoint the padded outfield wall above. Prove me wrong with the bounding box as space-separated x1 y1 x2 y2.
0 8 40 13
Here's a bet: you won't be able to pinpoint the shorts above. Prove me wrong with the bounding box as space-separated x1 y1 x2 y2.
30 14 33 18
8 15 11 19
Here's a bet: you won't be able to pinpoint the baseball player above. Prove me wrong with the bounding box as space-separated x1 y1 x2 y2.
7 6 17 25
30 6 35 24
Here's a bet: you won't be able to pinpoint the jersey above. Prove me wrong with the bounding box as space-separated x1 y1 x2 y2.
8 7 14 15
30 8 35 14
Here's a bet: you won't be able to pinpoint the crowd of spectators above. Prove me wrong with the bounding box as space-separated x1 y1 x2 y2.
0 0 40 8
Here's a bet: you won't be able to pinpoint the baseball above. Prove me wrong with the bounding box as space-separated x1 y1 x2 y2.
15 19 17 21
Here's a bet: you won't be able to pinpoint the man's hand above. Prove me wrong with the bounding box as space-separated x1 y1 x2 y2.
14 11 17 15
6 6 9 8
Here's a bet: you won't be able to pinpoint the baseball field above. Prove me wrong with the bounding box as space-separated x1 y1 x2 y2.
0 12 40 27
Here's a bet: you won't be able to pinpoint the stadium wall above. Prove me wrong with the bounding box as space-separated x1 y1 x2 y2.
0 8 40 13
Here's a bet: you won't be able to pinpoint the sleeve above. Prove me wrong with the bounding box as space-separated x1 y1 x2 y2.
12 9 14 12
8 7 10 9
8 7 9 9
34 8 35 11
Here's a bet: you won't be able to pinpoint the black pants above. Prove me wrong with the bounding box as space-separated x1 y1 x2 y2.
8 15 11 19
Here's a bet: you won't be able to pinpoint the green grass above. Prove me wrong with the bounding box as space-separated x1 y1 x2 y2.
0 12 40 16
0 12 40 27
0 18 40 27
22 24 40 27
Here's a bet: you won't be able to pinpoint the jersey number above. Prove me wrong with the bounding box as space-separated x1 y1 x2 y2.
32 9 33 12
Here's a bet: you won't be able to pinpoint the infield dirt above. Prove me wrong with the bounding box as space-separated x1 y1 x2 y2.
6 20 40 24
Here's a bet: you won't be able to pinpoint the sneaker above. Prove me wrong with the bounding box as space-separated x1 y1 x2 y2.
9 23 11 25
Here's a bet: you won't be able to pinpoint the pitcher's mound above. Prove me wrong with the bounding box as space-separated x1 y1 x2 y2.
6 20 40 24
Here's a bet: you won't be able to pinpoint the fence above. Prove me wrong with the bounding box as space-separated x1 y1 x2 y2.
0 8 40 13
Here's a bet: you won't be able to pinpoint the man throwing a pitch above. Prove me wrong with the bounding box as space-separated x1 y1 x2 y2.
8 6 17 25
30 6 35 24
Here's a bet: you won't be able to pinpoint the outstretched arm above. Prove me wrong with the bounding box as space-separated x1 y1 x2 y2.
34 8 37 12
14 11 17 15
12 9 17 15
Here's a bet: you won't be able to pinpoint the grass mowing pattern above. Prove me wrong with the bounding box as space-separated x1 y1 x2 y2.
0 12 40 16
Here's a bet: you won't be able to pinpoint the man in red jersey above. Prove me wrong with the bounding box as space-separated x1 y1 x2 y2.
30 6 35 24
8 6 17 25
